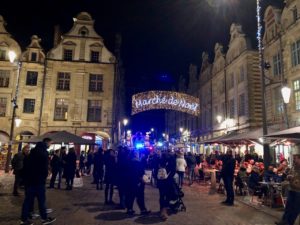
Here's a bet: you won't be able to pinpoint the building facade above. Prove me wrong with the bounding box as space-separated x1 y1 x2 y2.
0 12 119 163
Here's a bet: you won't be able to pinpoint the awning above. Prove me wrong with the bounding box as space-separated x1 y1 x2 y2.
265 126 300 139
200 131 238 144
25 131 96 145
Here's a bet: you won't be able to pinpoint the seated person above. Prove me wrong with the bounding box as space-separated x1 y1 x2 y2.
248 166 265 197
235 165 247 195
264 165 276 182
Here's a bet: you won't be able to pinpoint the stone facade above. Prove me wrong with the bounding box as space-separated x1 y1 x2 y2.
0 12 117 153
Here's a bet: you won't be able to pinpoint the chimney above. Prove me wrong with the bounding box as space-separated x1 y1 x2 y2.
53 25 61 47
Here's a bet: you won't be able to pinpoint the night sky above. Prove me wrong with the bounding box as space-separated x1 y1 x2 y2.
1 0 283 135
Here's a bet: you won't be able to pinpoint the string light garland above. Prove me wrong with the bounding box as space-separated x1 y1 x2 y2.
132 91 200 116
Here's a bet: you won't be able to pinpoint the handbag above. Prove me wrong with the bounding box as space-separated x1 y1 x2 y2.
73 177 83 188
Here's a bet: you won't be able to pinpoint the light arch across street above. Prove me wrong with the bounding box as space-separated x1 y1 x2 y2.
131 91 200 116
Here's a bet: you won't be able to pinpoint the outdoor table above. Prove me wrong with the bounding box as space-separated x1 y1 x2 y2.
205 169 219 194
259 181 282 207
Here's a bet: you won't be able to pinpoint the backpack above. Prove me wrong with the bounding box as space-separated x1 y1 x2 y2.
157 168 168 180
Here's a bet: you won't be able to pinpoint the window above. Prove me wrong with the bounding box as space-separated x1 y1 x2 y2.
87 100 102 122
229 99 235 118
63 49 73 61
274 87 283 116
0 49 6 60
26 71 38 86
0 70 10 87
56 72 70 90
229 73 234 89
219 78 225 94
23 99 35 113
89 74 103 92
31 52 37 62
0 98 7 116
291 40 300 67
238 66 245 83
293 7 298 23
293 79 300 111
239 93 246 116
90 51 100 62
54 98 68 121
273 52 282 77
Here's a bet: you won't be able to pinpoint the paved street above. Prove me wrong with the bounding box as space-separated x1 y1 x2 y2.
0 173 283 225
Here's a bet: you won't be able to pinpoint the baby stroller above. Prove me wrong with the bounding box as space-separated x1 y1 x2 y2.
169 180 186 212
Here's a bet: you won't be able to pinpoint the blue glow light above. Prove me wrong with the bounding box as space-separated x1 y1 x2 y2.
135 143 144 149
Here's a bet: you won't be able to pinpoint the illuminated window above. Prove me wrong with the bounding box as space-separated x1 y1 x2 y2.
0 97 7 116
294 79 300 111
23 99 35 113
89 74 103 92
87 100 102 122
274 86 283 116
56 72 70 90
0 70 9 87
54 98 68 121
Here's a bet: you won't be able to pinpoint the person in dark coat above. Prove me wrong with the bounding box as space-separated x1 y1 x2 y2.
104 149 117 204
116 146 130 209
49 149 62 189
220 149 236 206
11 145 30 196
20 138 56 225
93 147 104 190
157 151 176 220
79 151 86 176
64 148 77 190
124 151 150 215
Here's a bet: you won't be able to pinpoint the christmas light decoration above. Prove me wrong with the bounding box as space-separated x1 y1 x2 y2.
132 91 200 116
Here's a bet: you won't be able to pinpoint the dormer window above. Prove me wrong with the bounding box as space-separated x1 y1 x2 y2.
0 49 6 60
90 51 99 62
31 52 37 62
63 49 73 61
79 26 89 37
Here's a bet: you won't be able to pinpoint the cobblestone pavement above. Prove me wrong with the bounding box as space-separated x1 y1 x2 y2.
0 172 283 225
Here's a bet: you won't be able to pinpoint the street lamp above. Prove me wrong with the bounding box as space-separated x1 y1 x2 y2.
5 50 22 173
122 119 128 145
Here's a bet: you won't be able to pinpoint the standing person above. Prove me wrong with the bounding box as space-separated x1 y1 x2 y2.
186 152 196 186
157 151 176 220
12 145 30 196
64 148 77 190
79 151 86 176
276 146 300 225
176 151 187 188
220 149 236 206
59 147 67 189
93 147 104 190
48 150 61 189
116 146 129 209
86 150 93 176
103 149 117 204
20 138 56 225
124 151 151 215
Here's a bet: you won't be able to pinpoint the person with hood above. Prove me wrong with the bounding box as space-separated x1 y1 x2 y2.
20 138 56 225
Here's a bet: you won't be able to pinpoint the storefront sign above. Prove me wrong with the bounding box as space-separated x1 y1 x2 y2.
132 91 200 116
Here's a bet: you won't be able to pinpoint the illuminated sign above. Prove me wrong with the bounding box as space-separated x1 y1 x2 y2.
132 91 200 116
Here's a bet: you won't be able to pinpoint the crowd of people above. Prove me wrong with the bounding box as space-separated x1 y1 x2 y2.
10 140 300 225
